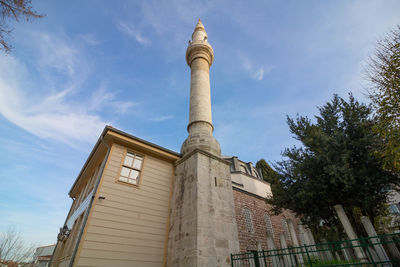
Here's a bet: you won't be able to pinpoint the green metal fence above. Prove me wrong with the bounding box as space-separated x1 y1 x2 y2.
231 233 400 266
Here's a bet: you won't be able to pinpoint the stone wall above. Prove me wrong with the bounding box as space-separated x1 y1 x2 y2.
167 150 240 267
233 188 301 252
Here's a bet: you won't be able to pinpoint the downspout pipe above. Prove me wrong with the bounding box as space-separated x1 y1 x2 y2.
49 200 73 266
68 136 111 267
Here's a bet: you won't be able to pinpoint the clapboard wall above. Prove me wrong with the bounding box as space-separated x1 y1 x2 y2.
75 143 174 267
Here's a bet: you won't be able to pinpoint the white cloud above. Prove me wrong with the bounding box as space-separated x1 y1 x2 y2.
117 21 151 45
0 33 134 147
240 54 272 81
150 115 173 122
78 33 102 46
0 67 104 145
252 68 265 81
34 33 82 78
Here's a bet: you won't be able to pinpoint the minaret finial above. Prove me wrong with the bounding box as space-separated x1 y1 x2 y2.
195 18 204 30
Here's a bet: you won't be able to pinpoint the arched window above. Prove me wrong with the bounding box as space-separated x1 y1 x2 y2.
243 208 254 233
281 219 291 241
265 214 274 237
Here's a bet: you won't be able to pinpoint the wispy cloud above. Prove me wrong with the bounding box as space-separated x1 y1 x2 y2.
0 33 134 147
0 70 104 145
240 54 273 81
34 32 82 78
78 33 102 46
117 21 151 45
150 115 173 122
88 85 138 114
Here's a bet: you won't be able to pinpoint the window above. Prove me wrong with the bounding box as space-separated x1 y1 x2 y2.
119 151 143 185
265 214 274 237
389 204 400 214
243 208 254 233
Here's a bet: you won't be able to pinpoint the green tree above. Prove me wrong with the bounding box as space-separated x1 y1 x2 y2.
267 94 399 231
256 159 278 184
0 0 43 53
367 25 400 172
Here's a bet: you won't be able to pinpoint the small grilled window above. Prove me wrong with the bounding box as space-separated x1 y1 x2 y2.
282 219 291 241
265 214 274 237
243 208 254 233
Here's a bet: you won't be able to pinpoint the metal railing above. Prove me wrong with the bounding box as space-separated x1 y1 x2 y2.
231 233 400 266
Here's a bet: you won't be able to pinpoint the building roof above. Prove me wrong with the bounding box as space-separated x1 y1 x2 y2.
224 156 272 199
35 244 56 257
224 156 264 181
68 126 181 196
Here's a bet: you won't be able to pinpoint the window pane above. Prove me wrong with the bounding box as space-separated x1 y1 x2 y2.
119 176 128 182
120 167 130 177
133 159 142 169
135 155 143 161
390 204 400 214
124 156 133 167
126 152 135 157
128 178 137 184
129 170 139 179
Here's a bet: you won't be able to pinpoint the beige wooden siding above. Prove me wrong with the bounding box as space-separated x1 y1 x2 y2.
76 143 174 267
52 162 102 267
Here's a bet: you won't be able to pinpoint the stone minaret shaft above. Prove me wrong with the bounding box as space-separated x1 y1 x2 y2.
168 20 239 267
181 19 221 156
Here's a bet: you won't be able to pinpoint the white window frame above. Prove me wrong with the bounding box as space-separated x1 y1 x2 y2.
119 151 144 185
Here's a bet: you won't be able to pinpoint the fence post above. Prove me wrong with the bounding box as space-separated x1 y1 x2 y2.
385 234 400 261
334 204 367 261
230 253 234 267
280 233 292 266
288 220 304 264
252 250 260 267
361 236 377 267
304 244 312 267
262 250 267 267
361 216 391 264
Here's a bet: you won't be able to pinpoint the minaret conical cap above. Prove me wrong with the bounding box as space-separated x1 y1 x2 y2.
194 19 206 32
192 19 207 36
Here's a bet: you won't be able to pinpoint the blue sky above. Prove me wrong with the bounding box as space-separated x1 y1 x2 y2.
0 0 399 246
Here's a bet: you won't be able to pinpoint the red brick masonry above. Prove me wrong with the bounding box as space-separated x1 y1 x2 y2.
233 188 301 252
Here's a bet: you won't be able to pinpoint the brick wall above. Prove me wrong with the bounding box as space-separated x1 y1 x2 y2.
233 188 301 252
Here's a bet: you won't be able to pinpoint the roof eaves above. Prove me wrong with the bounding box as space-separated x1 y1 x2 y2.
68 126 181 196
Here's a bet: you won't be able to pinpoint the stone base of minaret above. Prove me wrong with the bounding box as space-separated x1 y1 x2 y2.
167 149 240 266
181 122 221 156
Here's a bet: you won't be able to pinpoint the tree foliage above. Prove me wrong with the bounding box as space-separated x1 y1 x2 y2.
267 94 400 230
0 0 43 53
256 159 278 184
0 227 35 263
367 25 400 172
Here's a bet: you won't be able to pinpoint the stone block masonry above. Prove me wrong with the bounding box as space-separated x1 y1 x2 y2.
167 150 240 267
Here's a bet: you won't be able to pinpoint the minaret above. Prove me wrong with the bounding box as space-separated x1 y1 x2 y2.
167 20 239 267
181 19 221 156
